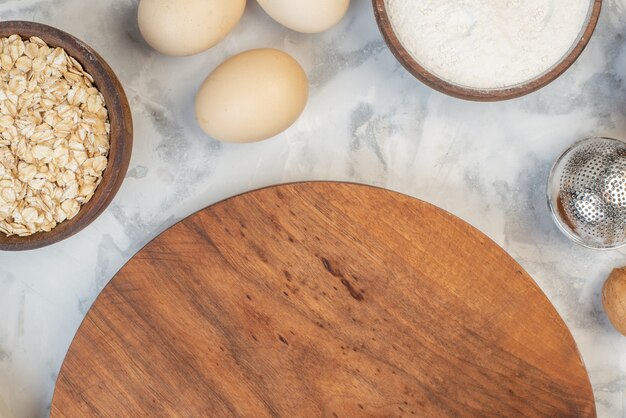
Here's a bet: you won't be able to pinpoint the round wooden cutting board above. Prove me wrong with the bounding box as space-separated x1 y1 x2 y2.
51 182 596 417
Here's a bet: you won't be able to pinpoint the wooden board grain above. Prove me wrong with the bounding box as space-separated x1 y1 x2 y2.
51 182 596 417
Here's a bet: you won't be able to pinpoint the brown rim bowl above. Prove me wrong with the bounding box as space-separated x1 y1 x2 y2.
372 0 602 101
0 21 132 251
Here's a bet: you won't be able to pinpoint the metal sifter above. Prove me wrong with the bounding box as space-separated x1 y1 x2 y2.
548 137 626 249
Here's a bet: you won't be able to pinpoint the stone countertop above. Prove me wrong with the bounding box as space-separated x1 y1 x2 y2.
1 0 625 416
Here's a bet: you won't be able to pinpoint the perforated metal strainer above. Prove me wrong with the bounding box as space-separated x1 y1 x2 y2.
548 137 626 249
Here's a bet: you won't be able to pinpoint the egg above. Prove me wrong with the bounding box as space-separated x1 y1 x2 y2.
138 0 246 56
603 267 626 336
256 0 350 33
195 49 308 143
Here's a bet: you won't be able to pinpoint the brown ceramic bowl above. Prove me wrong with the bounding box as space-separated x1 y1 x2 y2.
373 0 602 101
0 21 132 250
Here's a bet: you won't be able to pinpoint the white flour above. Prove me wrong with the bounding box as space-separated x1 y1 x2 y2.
385 0 591 89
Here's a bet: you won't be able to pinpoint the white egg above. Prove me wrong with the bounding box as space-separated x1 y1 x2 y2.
138 0 246 56
195 49 308 143
256 0 350 33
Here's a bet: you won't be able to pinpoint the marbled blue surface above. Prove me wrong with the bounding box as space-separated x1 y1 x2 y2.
1 0 626 416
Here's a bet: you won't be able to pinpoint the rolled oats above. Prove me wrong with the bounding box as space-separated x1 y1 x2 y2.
0 35 110 237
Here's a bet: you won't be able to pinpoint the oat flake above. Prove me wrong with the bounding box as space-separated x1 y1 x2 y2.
0 34 110 237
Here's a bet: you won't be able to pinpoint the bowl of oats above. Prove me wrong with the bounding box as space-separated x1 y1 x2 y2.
0 21 132 250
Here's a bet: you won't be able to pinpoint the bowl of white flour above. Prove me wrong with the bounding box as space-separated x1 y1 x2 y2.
374 0 601 101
